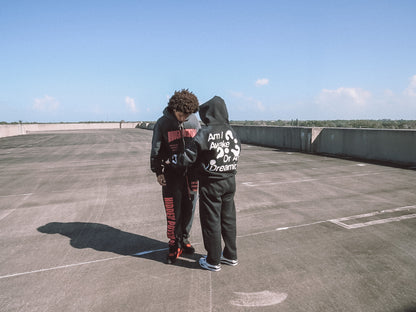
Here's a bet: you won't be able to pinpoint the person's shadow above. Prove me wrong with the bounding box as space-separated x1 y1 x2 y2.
37 222 201 268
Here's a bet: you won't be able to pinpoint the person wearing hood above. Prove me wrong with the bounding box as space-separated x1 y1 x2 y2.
150 89 201 264
171 96 241 271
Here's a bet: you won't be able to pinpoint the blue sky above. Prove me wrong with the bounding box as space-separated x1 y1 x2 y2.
1 0 415 122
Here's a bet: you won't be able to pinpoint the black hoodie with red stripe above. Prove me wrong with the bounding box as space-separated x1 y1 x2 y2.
150 107 201 176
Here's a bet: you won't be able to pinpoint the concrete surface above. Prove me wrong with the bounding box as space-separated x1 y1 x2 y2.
0 129 415 312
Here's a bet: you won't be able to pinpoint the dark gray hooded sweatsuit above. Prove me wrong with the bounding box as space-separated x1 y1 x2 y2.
173 96 241 265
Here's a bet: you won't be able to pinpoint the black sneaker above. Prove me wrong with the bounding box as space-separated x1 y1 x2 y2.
181 238 195 254
167 244 182 264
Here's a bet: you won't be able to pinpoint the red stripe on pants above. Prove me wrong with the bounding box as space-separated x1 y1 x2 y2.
164 197 176 246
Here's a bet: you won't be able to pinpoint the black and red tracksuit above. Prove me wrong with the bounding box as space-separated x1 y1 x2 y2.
150 107 200 248
173 96 241 266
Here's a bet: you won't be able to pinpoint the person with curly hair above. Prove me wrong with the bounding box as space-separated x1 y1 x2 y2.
150 89 201 263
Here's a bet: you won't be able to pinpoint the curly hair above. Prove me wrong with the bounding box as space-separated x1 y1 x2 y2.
168 89 199 114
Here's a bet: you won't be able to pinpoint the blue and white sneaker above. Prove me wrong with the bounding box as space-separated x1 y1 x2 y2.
199 256 221 272
220 254 238 266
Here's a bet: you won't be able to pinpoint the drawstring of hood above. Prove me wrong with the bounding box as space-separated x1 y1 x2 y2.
179 121 192 199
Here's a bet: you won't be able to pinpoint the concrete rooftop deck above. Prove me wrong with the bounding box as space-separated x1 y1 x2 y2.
0 129 415 312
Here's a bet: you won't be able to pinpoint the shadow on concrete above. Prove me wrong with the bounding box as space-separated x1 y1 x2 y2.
37 222 202 269
393 305 416 312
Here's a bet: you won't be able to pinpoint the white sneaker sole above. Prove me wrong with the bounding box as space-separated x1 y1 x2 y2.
220 256 238 266
199 257 221 272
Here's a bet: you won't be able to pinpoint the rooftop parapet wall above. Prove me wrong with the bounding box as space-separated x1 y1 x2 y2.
231 125 313 153
0 122 140 138
311 127 416 167
231 125 416 167
0 124 26 138
139 123 415 167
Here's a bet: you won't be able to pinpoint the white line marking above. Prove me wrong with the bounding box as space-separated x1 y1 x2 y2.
330 205 416 220
240 205 416 236
331 214 416 229
2 206 414 280
238 221 327 237
276 221 327 231
242 179 317 187
0 209 15 221
237 230 274 238
133 248 168 256
329 205 416 229
242 172 382 187
0 193 33 198
0 256 124 280
0 248 168 280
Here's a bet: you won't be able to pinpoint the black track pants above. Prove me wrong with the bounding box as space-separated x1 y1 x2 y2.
162 171 197 246
199 176 237 265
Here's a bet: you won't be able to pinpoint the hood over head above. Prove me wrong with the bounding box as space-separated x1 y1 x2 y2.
199 96 229 125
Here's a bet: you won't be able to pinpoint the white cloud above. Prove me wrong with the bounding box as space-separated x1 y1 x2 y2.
404 75 416 97
229 91 244 98
125 96 137 112
384 89 394 97
33 95 59 111
318 87 371 106
315 87 372 119
255 78 269 87
314 76 416 119
230 91 265 112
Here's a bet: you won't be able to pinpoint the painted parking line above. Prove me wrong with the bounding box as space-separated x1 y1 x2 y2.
239 206 416 237
0 209 15 221
242 178 317 187
133 248 168 256
0 256 125 280
2 206 414 280
0 193 33 198
0 248 169 280
242 172 382 187
329 205 416 229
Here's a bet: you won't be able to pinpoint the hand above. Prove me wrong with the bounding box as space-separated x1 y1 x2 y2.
157 174 166 186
